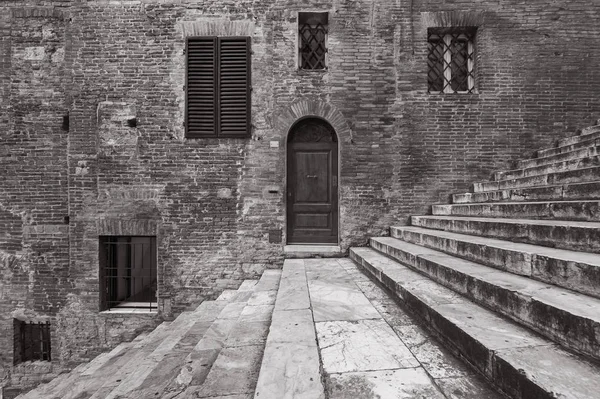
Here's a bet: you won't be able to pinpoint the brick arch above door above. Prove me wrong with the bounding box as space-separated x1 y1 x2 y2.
274 100 352 145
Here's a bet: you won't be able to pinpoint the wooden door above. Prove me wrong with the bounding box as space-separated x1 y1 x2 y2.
287 119 338 244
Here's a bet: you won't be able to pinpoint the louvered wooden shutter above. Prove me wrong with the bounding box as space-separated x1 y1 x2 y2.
186 36 251 138
186 37 217 138
218 37 251 138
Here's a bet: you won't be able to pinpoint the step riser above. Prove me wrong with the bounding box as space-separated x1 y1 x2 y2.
369 239 600 361
474 167 600 193
349 250 563 399
537 136 600 159
453 181 600 204
496 153 600 181
390 227 600 299
411 216 600 254
432 201 600 222
557 125 600 147
516 146 600 170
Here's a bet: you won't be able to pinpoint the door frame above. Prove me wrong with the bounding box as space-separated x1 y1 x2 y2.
284 116 340 245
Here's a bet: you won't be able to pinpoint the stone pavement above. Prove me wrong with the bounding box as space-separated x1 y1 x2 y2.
255 258 503 399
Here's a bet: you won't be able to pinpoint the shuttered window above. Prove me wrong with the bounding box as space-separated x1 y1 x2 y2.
186 36 251 138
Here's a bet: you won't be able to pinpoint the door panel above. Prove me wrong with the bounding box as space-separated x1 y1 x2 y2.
287 141 338 244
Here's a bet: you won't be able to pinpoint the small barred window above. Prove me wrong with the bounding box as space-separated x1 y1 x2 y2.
299 12 328 70
14 320 51 364
428 28 476 94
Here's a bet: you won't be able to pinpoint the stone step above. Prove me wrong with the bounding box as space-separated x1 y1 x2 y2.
516 144 600 170
453 180 600 204
556 124 600 148
496 151 600 181
96 301 230 399
411 215 600 253
390 225 600 299
254 259 325 398
536 131 600 159
369 237 600 361
432 200 600 222
473 166 600 193
43 303 223 399
177 271 280 398
349 247 600 399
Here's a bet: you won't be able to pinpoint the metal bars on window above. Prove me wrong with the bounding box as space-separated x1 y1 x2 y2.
14 320 51 364
299 13 328 70
100 236 157 311
428 28 476 94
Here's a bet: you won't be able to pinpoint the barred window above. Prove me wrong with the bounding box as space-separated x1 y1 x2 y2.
99 236 157 311
299 12 328 70
428 28 476 94
186 36 251 138
14 320 51 364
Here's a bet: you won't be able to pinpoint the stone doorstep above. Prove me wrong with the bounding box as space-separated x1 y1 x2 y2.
516 144 600 170
537 133 600 159
452 180 600 204
431 200 600 222
349 247 600 399
390 225 600 299
283 245 345 258
369 236 600 361
410 215 600 254
473 165 600 193
496 151 600 181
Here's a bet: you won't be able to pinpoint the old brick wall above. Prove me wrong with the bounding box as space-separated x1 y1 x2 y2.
2 0 600 393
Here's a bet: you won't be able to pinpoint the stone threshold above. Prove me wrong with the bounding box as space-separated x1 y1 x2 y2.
283 245 344 258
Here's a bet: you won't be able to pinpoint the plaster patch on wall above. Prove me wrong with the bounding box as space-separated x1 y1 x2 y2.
97 101 138 156
179 19 256 38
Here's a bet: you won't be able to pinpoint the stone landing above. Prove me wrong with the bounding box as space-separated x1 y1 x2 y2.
256 258 503 399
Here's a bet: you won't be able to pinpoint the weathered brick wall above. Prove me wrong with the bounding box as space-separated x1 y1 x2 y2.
2 0 600 393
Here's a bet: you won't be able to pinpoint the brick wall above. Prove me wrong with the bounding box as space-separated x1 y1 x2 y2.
2 0 600 392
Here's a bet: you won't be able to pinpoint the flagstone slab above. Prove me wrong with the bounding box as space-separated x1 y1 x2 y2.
239 304 274 322
315 319 420 373
225 319 270 347
196 345 263 397
267 309 318 346
275 261 311 311
254 342 325 399
434 375 505 399
309 281 381 321
326 368 445 399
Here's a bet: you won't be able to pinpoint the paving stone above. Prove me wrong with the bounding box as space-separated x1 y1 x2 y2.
327 368 445 399
274 260 311 311
254 342 324 399
267 309 318 346
196 345 263 397
239 304 274 322
308 280 382 322
434 375 505 399
315 319 420 374
225 319 270 347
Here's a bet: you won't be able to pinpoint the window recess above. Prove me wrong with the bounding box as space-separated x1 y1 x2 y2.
427 27 476 94
299 12 328 70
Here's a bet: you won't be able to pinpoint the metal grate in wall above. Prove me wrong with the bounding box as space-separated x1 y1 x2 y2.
14 320 51 364
299 22 327 70
428 29 476 94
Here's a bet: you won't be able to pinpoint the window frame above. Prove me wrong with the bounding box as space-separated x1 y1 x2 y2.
99 236 158 312
185 36 252 139
14 320 51 364
298 12 329 71
427 27 477 94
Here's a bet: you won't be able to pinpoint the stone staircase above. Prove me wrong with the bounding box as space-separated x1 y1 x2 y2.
17 270 281 399
350 121 600 399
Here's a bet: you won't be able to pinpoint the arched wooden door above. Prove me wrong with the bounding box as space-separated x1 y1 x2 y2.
286 118 339 244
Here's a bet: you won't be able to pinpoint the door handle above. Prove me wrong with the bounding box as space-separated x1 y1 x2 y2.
306 175 318 178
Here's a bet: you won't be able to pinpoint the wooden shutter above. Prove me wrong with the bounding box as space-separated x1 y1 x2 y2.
186 37 217 138
218 37 251 138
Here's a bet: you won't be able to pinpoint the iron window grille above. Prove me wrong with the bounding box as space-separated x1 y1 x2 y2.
99 236 157 311
186 36 251 139
428 28 476 94
14 320 51 364
299 12 328 70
